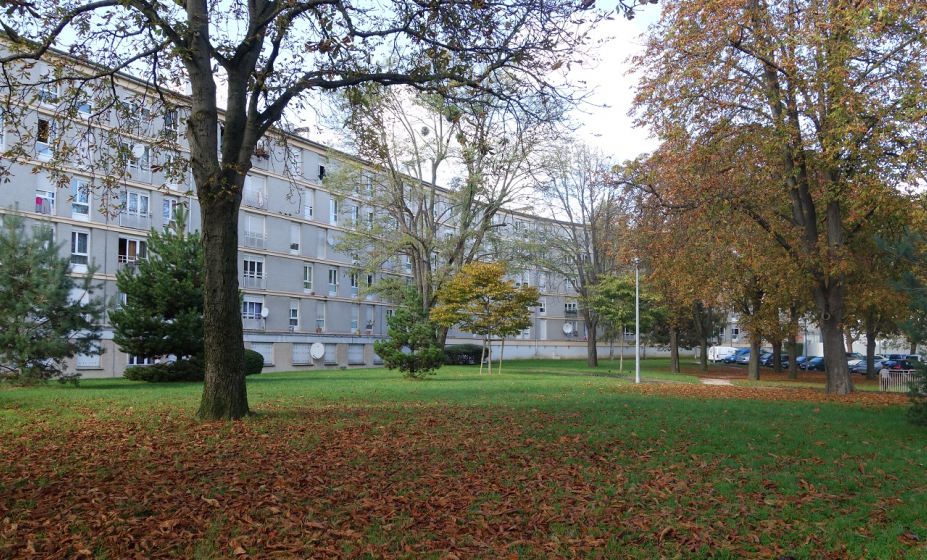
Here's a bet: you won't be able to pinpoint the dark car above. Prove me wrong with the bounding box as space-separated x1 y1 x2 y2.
759 353 777 367
724 349 750 364
880 359 917 371
802 357 825 371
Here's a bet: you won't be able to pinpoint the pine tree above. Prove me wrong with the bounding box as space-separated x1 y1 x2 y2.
110 206 205 377
0 211 103 385
374 287 444 380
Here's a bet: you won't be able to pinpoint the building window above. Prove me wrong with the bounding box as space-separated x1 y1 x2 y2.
127 355 153 366
350 205 358 222
328 268 338 295
286 148 302 176
289 299 299 331
71 179 91 218
243 174 267 209
565 299 578 317
304 190 314 219
243 213 266 249
123 142 150 172
242 255 265 289
316 302 325 331
36 118 56 157
351 305 359 332
35 189 55 215
120 190 151 231
164 109 178 138
241 297 264 330
403 255 412 273
290 222 300 253
317 164 326 181
70 230 89 267
366 274 374 289
538 297 547 315
162 197 179 227
38 82 59 104
118 238 147 268
329 199 338 224
303 264 313 292
350 273 359 297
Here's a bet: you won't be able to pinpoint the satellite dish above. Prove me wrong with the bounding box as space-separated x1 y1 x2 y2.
562 323 573 334
327 233 336 246
260 307 269 318
310 342 325 360
131 144 146 158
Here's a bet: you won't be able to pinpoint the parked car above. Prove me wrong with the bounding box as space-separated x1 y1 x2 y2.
708 346 737 362
759 353 777 367
736 351 753 365
880 359 917 371
804 357 826 371
724 349 750 364
800 357 822 370
905 354 921 362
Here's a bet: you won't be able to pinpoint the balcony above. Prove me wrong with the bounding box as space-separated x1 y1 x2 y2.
242 317 265 331
120 212 151 231
242 274 265 290
244 230 266 249
117 256 144 271
243 189 268 210
564 309 579 317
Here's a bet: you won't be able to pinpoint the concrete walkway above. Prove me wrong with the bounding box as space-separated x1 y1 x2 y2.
701 378 734 386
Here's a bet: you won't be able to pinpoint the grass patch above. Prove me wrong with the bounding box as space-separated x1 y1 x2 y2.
0 359 924 558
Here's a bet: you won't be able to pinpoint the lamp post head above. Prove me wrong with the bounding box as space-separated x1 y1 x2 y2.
632 257 640 266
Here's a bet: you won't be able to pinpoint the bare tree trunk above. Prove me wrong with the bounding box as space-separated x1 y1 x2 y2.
865 314 880 380
669 326 680 373
787 334 798 380
772 339 782 374
479 339 486 375
619 336 624 372
845 326 855 354
585 315 598 367
498 337 504 374
747 336 761 381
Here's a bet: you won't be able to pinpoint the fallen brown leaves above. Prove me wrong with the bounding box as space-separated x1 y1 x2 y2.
623 382 910 407
0 388 922 558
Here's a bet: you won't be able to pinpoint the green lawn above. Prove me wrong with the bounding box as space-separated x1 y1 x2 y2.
1 360 924 558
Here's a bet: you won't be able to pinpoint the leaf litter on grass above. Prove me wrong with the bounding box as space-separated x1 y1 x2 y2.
0 386 924 559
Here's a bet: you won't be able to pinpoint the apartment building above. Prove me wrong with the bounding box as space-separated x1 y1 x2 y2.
0 58 597 378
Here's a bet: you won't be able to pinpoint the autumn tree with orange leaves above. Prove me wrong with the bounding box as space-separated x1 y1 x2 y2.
632 0 927 394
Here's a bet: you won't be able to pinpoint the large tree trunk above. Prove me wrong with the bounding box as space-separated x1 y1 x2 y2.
699 337 708 372
747 336 761 381
669 326 680 373
787 334 798 380
814 282 854 394
772 339 782 374
196 180 248 420
865 314 879 380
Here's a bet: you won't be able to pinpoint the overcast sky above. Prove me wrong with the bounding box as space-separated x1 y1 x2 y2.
568 3 661 164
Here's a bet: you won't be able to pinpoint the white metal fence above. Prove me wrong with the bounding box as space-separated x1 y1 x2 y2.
879 370 918 393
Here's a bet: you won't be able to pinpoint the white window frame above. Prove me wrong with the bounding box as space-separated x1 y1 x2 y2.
162 197 179 227
330 198 338 224
118 237 148 267
316 302 326 331
242 254 265 289
304 190 315 220
241 296 264 326
71 179 90 219
36 118 56 157
35 189 55 216
303 264 313 292
70 230 89 270
328 268 338 295
127 355 154 366
351 304 359 332
243 213 266 249
538 297 547 315
38 80 59 105
350 273 359 297
289 299 299 331
290 222 300 254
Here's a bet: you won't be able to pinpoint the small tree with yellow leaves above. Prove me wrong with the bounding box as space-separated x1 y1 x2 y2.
432 262 539 374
